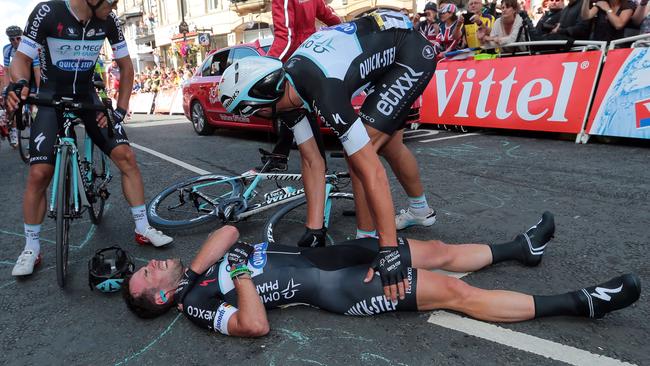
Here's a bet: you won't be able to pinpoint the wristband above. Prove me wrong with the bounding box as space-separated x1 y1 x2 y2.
229 263 252 279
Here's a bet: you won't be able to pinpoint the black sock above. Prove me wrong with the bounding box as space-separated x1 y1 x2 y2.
533 292 585 318
488 238 523 264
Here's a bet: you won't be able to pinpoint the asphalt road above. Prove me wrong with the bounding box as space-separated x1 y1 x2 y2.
0 115 648 366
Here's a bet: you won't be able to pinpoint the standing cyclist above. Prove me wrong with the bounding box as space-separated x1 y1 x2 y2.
218 10 440 301
3 25 41 148
5 0 173 277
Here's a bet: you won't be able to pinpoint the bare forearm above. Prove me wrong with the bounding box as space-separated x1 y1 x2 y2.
190 225 239 273
10 53 32 83
234 276 269 334
116 60 134 110
349 149 397 246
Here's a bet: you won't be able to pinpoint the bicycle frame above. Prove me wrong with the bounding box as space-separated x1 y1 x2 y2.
49 116 112 216
192 170 344 221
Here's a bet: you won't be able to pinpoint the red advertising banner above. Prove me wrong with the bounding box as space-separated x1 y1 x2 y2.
585 48 650 139
420 51 602 133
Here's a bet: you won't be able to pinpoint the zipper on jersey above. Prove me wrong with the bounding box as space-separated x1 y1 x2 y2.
73 23 88 95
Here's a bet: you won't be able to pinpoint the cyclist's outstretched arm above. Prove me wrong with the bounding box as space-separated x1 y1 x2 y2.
189 225 239 274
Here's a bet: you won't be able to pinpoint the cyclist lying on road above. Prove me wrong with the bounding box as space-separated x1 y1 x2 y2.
122 212 641 337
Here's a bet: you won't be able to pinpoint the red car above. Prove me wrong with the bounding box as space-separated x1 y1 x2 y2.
182 38 420 136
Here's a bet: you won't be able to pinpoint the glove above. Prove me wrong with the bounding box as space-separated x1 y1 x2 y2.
297 227 327 248
371 247 407 287
112 107 127 124
227 241 254 279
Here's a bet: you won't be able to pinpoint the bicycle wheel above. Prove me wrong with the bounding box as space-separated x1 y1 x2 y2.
56 147 72 288
17 112 31 164
263 192 355 246
87 147 107 225
148 174 243 231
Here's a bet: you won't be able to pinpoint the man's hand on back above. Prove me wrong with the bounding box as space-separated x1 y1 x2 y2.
364 246 409 302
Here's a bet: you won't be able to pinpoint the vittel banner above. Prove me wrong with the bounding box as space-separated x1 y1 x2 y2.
420 51 602 133
586 48 650 140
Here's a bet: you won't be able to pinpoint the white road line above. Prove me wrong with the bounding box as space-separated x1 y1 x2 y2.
427 312 635 366
403 130 440 140
420 132 481 143
130 143 210 175
126 120 189 128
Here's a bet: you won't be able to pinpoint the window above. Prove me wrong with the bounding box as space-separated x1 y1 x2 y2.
231 47 259 62
209 51 230 76
200 55 214 77
207 0 218 11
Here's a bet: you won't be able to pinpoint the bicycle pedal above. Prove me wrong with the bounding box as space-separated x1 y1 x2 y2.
99 188 110 200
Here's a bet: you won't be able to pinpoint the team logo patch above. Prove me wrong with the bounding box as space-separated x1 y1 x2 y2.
66 27 78 37
635 97 650 129
86 29 96 37
330 22 357 34
422 45 436 60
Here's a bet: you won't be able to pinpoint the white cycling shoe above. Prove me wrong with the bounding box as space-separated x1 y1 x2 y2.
395 209 437 230
12 250 42 276
135 227 173 247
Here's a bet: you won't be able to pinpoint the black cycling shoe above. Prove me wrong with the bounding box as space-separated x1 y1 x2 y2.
516 211 555 266
258 148 288 172
577 273 641 319
297 227 327 248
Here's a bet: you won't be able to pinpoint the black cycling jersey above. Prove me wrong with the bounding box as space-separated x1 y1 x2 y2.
177 238 418 335
19 1 130 165
18 0 129 96
283 11 437 155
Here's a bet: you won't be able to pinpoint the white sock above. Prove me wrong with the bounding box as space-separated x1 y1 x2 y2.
408 194 431 216
24 224 41 254
131 205 150 234
356 228 378 239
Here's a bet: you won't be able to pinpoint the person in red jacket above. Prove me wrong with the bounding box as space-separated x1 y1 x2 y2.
262 0 342 172
267 0 341 62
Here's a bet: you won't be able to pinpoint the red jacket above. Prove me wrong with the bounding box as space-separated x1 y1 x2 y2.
268 0 341 62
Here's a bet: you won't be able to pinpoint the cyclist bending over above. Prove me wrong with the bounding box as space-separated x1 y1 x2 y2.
218 10 441 301
122 212 641 337
5 0 173 277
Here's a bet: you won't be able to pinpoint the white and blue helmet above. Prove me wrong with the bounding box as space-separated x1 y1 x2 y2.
218 56 286 117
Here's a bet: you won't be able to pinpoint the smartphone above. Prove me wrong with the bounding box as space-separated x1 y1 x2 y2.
462 12 475 22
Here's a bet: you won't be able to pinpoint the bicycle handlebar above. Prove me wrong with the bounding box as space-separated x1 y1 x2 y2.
22 96 115 138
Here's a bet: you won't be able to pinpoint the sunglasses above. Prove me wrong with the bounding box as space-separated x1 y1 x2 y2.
10 37 21 42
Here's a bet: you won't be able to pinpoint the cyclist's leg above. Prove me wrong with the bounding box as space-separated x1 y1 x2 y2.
82 107 172 246
14 106 57 276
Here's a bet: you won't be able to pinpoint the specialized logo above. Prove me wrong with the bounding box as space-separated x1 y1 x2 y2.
280 278 301 299
250 241 269 269
590 284 623 301
345 295 398 316
422 44 436 60
331 113 347 125
359 47 396 79
635 98 650 129
377 63 424 116
114 123 124 135
34 132 46 152
186 306 216 321
199 278 216 287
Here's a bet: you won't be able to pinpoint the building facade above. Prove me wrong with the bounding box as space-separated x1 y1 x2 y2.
115 0 425 69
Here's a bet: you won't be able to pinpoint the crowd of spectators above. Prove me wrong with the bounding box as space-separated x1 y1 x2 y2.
129 65 196 94
410 0 650 56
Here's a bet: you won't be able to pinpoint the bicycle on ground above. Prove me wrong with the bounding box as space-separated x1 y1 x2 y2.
147 149 355 245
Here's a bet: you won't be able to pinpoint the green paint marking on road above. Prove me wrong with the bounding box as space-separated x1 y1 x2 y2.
114 313 182 366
